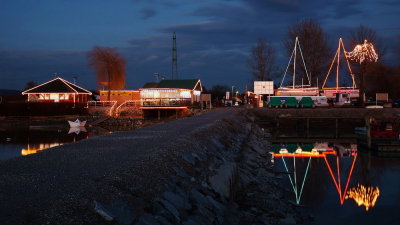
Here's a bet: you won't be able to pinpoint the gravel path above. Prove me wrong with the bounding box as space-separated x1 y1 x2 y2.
0 108 239 224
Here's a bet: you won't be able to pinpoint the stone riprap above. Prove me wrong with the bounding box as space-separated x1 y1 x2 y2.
0 108 304 224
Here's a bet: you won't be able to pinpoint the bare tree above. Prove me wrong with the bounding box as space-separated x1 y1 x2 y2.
284 19 331 87
248 38 276 81
23 81 38 91
347 25 383 104
396 34 400 67
348 25 385 58
88 46 126 100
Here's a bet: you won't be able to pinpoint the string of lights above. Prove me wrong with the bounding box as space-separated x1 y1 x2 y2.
345 40 378 64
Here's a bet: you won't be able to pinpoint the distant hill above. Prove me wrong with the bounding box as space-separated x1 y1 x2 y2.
0 89 20 95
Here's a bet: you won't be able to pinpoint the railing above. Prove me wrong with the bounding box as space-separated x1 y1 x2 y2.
115 100 142 116
87 101 117 107
87 101 117 116
141 98 192 107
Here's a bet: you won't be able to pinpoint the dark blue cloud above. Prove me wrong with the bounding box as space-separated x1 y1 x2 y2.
140 7 157 20
0 49 95 90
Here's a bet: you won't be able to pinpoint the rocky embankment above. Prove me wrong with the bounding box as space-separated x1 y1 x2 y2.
97 117 144 131
91 111 304 225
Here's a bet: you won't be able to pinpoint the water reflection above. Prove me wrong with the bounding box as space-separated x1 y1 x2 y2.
272 143 380 212
21 142 64 155
346 184 380 211
0 126 109 160
68 127 87 135
264 118 400 224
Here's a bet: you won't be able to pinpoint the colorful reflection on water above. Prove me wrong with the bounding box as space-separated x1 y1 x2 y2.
271 141 400 225
346 184 380 211
273 143 367 208
21 143 65 156
264 118 400 224
0 126 109 160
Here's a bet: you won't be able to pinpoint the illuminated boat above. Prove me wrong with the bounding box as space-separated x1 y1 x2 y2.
68 119 87 128
276 37 319 96
321 38 359 102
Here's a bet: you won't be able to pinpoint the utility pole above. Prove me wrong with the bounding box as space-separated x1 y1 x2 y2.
172 32 178 80
154 73 160 82
72 75 78 84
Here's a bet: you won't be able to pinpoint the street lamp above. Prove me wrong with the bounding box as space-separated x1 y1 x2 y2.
231 86 235 100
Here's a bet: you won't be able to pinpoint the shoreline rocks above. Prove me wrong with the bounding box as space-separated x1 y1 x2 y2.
108 111 306 225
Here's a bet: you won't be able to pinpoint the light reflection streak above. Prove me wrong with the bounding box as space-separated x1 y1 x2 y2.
324 153 357 204
346 184 380 211
21 143 64 156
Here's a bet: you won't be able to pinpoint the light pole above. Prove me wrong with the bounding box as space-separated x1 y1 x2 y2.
231 86 235 100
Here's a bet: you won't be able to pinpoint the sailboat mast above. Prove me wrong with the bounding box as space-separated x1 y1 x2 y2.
293 37 298 89
336 38 341 90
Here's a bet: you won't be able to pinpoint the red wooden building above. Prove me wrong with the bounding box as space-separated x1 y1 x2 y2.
22 77 92 103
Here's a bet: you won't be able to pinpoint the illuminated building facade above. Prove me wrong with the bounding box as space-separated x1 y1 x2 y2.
22 77 92 103
139 79 202 107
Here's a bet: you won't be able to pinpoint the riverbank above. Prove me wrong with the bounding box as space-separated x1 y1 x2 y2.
252 107 400 119
0 109 209 131
0 108 304 224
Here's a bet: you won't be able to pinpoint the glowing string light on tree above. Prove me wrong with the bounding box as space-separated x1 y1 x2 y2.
345 40 378 64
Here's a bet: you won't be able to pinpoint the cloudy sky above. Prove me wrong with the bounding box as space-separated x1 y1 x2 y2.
0 0 399 91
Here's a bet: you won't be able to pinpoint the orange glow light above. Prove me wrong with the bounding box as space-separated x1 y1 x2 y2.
21 143 63 156
345 40 378 64
322 38 356 90
324 153 357 204
346 184 380 211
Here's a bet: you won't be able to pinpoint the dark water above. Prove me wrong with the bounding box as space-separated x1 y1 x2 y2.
267 119 400 225
0 126 111 160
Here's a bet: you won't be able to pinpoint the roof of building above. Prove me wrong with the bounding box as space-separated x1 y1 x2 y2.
22 77 92 95
142 82 159 88
141 79 202 91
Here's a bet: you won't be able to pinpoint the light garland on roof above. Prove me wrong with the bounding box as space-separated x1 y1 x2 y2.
345 40 378 64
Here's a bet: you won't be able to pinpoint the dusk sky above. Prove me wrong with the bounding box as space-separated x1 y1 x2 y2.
0 0 399 91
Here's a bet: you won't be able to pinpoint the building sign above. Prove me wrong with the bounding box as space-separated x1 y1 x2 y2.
254 81 274 95
376 93 388 102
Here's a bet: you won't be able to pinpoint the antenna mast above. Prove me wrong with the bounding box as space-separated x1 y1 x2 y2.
172 32 178 80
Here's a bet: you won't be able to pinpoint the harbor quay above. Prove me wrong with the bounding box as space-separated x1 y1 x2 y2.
1 107 400 224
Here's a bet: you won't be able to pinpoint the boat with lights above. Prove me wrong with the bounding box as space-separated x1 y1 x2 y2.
276 37 319 97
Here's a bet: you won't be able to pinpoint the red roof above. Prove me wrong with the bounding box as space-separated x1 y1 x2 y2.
22 77 91 95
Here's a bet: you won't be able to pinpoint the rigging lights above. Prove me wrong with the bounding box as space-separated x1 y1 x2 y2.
322 38 356 90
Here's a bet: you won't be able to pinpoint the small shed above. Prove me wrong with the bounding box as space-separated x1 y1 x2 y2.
22 77 92 103
99 90 140 104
